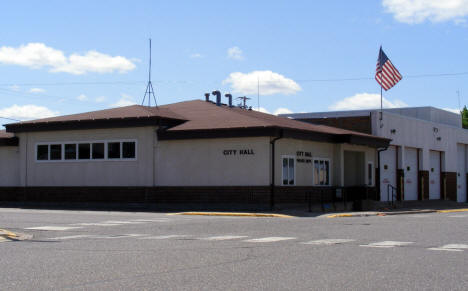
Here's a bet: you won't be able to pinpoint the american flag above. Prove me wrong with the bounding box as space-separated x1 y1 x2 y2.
375 47 402 91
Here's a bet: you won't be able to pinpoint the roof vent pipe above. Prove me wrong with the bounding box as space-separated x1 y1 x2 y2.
225 93 233 107
204 93 210 102
212 90 221 106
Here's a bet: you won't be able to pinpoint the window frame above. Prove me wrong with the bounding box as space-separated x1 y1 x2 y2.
281 155 296 186
34 139 137 162
313 157 332 186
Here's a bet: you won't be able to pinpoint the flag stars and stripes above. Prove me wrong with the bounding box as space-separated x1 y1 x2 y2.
375 47 402 91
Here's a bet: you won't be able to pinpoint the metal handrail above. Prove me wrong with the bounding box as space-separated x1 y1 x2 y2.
387 184 397 206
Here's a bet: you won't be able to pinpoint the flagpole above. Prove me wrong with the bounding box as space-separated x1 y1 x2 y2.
379 46 383 128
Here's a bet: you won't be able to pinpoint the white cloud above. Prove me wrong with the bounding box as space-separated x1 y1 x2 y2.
0 43 136 75
443 107 461 114
76 94 88 101
189 53 203 58
254 107 293 115
329 93 408 110
383 0 468 23
110 93 137 107
0 104 58 121
223 70 301 96
274 108 293 115
95 96 106 103
227 46 244 60
29 88 45 93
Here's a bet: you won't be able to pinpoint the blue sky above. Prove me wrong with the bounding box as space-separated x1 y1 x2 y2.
1 0 468 126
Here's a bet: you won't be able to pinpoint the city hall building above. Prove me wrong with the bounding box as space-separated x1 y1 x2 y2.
0 96 389 206
284 107 468 203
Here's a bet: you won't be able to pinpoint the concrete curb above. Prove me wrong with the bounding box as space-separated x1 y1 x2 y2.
168 212 295 218
0 228 32 241
327 208 468 218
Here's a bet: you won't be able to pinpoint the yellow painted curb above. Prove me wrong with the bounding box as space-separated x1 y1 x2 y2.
327 214 354 218
168 212 294 218
437 208 468 213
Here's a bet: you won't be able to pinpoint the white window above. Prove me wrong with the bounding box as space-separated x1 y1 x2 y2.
367 162 374 186
35 140 137 162
313 158 330 186
282 156 295 186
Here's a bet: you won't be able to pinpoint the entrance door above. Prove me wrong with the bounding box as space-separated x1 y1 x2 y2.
405 148 418 200
457 144 466 202
380 146 396 202
429 150 441 200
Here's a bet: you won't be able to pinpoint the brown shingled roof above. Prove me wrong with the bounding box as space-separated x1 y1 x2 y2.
0 130 13 138
159 100 381 138
4 99 390 147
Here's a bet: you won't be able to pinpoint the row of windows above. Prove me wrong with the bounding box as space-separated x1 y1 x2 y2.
36 141 136 161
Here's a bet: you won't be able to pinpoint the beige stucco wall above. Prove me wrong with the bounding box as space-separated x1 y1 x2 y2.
17 126 157 186
0 146 20 186
156 137 270 186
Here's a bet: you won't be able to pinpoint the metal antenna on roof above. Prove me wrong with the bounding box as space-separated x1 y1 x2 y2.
141 38 158 107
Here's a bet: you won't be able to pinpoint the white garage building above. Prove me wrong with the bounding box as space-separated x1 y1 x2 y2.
284 107 468 203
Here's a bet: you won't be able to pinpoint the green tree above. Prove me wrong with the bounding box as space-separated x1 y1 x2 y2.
462 106 468 129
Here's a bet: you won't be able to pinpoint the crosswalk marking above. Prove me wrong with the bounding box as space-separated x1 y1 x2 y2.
360 241 414 248
302 239 355 245
448 215 468 218
25 226 82 231
428 244 468 252
244 237 296 243
101 220 146 224
70 223 120 226
50 235 92 240
93 234 147 239
200 235 248 241
130 219 169 222
138 235 190 240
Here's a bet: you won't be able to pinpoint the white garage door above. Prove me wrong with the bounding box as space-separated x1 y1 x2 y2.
380 146 396 202
429 150 441 200
457 144 466 202
405 148 418 201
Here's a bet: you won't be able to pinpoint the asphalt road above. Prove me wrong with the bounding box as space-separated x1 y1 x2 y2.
0 208 467 290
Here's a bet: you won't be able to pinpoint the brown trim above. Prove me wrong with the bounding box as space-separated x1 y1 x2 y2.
418 170 429 200
441 172 457 201
397 169 404 201
5 117 183 133
158 127 391 148
0 137 18 146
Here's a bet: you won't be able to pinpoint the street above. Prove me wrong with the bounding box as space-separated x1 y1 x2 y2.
0 208 467 290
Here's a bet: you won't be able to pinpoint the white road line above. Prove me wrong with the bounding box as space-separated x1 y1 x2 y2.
93 234 147 239
129 219 169 222
0 237 6 242
244 237 296 243
49 235 92 240
360 241 414 248
70 223 120 226
25 226 82 231
101 220 146 224
138 235 190 240
428 244 468 252
448 215 468 218
200 235 248 241
302 239 355 245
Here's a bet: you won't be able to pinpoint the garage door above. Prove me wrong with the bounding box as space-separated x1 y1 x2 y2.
429 150 441 200
380 146 396 202
405 148 418 201
457 144 466 202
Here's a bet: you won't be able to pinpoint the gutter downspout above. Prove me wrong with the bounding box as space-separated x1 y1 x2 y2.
270 130 283 210
377 146 388 201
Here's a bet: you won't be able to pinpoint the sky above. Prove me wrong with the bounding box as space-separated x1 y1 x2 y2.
1 0 468 127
